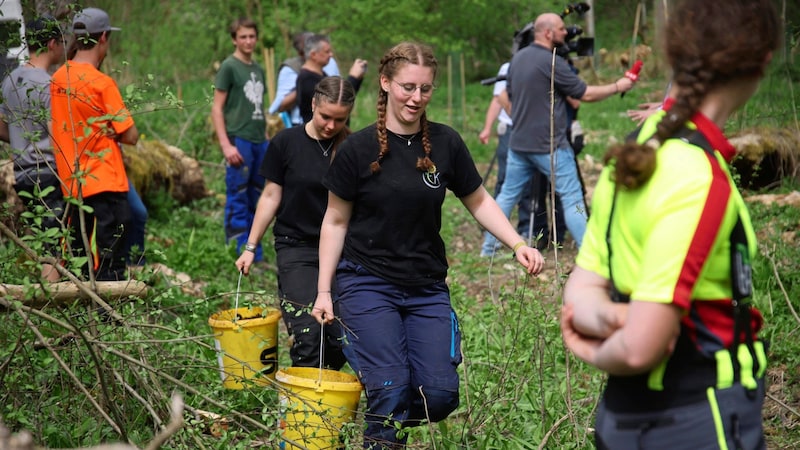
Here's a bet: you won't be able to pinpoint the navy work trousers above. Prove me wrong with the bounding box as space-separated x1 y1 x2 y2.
335 259 461 448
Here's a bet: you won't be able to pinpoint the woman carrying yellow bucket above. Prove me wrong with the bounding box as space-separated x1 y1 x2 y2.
311 42 544 447
236 76 358 371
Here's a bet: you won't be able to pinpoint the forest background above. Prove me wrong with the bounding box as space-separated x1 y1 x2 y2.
1 0 799 449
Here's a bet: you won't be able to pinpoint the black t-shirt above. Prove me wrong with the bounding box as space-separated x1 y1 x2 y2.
323 122 482 286
259 125 333 244
296 69 324 124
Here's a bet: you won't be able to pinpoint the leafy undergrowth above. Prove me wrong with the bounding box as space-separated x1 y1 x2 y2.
1 150 798 450
2 158 799 449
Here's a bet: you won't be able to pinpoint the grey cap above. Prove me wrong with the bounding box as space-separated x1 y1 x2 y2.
72 7 121 35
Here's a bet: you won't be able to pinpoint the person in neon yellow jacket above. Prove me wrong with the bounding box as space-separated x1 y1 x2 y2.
561 0 781 448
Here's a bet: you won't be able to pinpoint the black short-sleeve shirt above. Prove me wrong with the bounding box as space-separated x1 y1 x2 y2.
260 125 334 243
323 122 482 286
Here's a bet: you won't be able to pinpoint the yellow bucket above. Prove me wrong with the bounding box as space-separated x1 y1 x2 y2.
208 307 281 390
277 367 363 449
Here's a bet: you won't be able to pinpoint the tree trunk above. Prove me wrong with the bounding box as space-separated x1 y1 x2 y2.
123 140 211 205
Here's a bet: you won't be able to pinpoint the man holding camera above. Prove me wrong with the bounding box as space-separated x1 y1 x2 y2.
481 12 634 255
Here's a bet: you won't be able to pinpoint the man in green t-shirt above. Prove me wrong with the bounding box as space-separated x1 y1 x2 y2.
211 17 269 261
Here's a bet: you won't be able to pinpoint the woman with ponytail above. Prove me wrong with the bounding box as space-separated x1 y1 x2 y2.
561 0 781 448
236 76 355 371
312 42 544 447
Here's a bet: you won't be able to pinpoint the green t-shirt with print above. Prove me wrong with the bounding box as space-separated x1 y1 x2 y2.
214 55 267 143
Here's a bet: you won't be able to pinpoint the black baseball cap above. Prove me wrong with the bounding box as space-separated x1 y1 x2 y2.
25 15 63 48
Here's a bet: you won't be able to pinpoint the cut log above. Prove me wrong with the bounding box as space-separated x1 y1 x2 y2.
122 140 211 204
0 140 211 229
730 128 800 189
0 280 149 306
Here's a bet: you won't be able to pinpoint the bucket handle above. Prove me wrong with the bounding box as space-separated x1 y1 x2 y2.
316 319 325 391
233 269 244 324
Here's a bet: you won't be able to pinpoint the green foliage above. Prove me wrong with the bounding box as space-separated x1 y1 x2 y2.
2 2 799 449
84 0 668 83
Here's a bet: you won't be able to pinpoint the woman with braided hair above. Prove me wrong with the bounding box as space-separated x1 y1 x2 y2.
560 0 780 448
236 76 355 371
311 42 544 447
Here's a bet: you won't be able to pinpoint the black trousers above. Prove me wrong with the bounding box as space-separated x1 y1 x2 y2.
66 191 130 281
275 243 346 370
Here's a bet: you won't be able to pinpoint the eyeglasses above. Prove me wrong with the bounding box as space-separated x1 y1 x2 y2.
392 80 436 96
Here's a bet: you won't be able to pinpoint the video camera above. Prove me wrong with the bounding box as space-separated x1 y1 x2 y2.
558 2 594 58
480 23 533 85
479 2 593 85
513 2 594 59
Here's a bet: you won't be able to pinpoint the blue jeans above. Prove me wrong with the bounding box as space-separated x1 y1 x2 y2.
335 259 461 448
531 168 568 247
482 147 587 255
493 129 531 235
225 137 268 261
126 180 148 266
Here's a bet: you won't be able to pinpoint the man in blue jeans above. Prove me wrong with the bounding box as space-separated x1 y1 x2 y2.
211 17 269 261
481 12 635 256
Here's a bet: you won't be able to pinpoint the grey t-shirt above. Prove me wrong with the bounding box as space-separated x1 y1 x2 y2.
0 65 56 184
507 43 587 153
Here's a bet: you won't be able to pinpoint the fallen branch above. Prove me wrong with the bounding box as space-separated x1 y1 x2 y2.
0 222 125 321
0 281 149 305
8 301 125 438
766 392 800 419
142 392 184 450
0 393 184 450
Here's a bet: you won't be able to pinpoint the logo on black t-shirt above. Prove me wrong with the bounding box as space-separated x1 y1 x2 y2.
422 168 441 189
